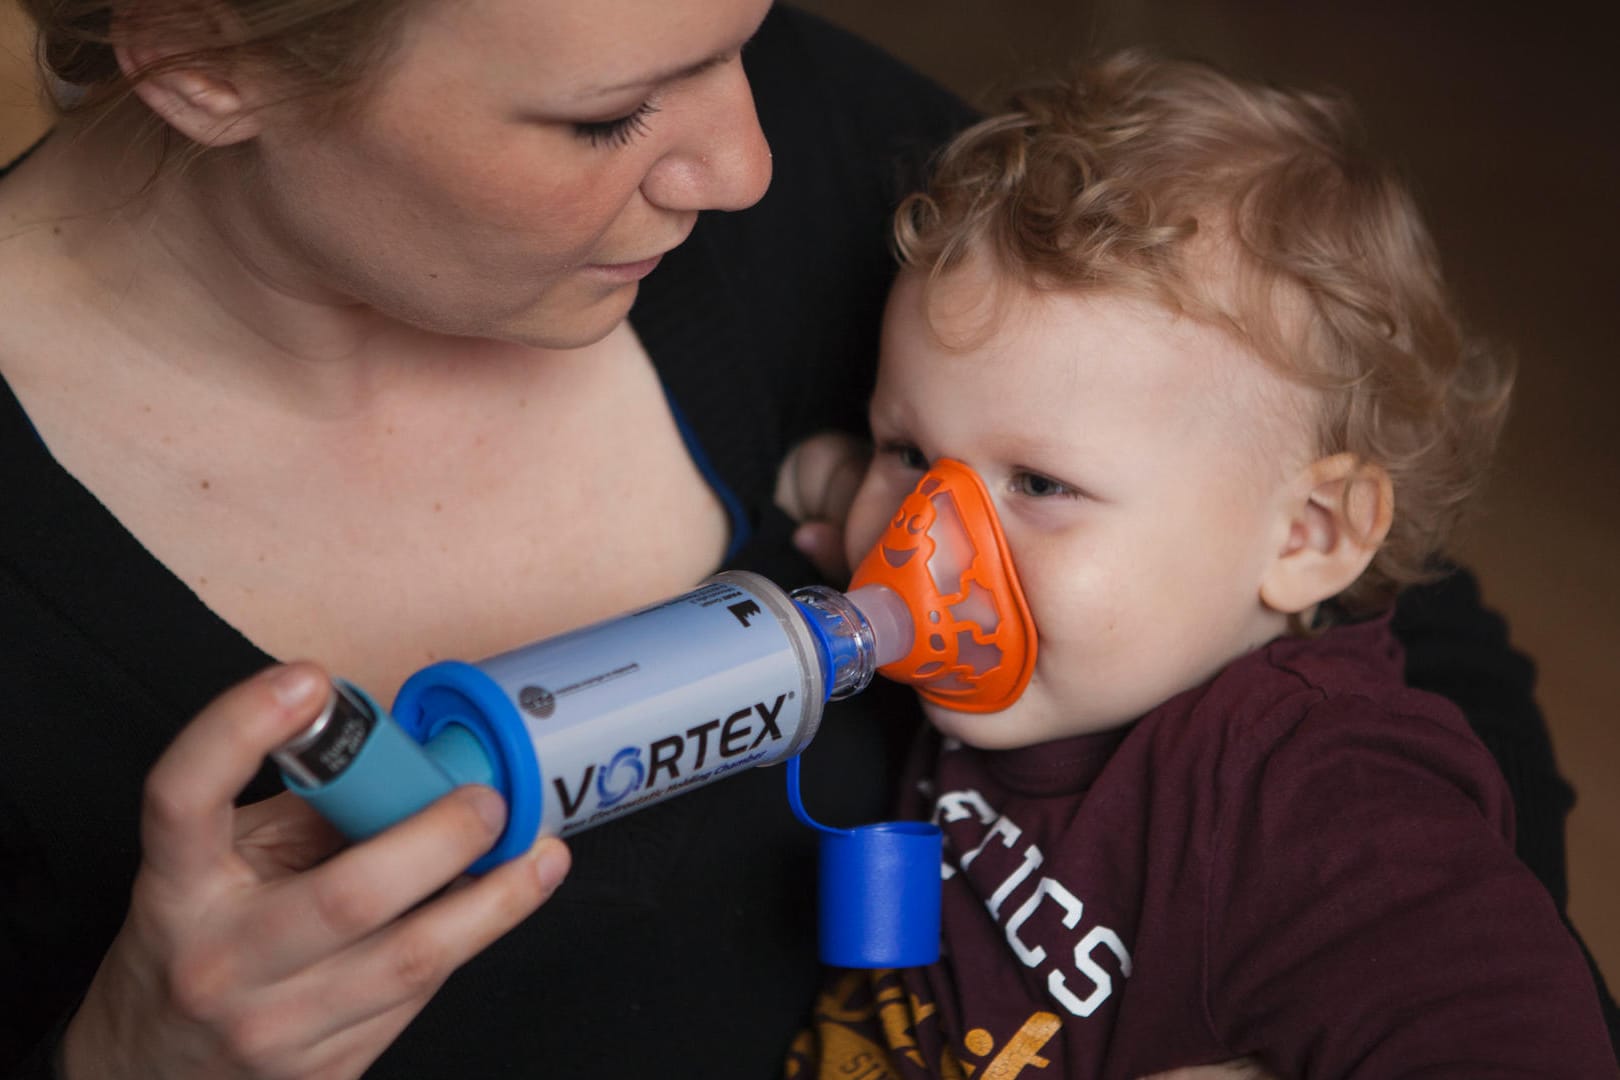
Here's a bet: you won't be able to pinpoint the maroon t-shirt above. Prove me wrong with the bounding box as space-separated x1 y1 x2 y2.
788 617 1616 1078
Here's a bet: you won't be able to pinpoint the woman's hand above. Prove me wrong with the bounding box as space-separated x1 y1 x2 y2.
775 430 872 583
59 662 571 1080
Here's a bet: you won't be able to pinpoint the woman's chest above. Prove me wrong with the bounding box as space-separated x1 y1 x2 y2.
11 331 735 703
225 414 731 703
217 412 731 701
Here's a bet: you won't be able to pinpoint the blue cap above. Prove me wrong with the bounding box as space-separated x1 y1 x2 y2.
817 820 941 968
786 756 941 968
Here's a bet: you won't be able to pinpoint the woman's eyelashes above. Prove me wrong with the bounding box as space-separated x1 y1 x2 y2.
574 100 661 148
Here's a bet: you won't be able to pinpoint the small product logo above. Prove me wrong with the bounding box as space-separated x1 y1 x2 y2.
727 599 762 628
519 685 556 719
596 747 646 808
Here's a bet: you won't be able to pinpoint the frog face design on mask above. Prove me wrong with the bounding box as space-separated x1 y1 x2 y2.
849 459 1037 713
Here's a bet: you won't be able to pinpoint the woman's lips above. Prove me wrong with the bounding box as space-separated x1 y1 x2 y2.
586 219 694 284
584 253 665 283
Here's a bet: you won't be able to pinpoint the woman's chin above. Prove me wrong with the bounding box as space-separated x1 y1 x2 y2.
487 281 641 351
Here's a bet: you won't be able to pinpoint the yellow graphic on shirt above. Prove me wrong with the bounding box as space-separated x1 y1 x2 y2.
788 969 1062 1079
962 1013 1062 1078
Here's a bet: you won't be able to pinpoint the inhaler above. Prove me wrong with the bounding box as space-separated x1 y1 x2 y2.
272 459 1036 967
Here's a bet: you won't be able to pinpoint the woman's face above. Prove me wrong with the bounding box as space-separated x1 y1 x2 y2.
236 0 775 347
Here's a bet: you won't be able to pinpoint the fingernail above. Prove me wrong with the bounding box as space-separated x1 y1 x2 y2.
532 839 570 894
468 787 508 834
267 664 323 708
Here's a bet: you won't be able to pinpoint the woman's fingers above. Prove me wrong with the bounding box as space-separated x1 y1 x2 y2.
259 837 571 1051
281 993 433 1080
330 836 569 1020
64 663 569 1080
246 785 518 982
141 662 332 884
233 791 347 880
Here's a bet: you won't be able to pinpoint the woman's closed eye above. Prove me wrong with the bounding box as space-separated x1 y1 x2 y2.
574 101 661 148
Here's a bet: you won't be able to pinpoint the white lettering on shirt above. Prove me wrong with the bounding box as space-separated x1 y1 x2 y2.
933 788 1133 1019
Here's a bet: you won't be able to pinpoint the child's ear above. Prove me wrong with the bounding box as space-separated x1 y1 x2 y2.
115 21 264 148
1259 453 1393 616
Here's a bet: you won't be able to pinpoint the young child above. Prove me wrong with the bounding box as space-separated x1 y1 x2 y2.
779 52 1616 1078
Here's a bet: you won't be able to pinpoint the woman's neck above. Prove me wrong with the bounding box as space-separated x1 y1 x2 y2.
3 112 531 416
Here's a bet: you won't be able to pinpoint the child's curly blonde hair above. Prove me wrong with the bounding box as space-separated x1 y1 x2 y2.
894 51 1512 617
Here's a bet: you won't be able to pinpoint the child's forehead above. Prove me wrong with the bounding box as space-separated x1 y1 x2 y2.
891 261 1320 463
897 216 1270 336
900 260 1224 370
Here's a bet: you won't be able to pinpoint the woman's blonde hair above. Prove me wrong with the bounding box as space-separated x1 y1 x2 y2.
24 0 412 142
895 50 1512 617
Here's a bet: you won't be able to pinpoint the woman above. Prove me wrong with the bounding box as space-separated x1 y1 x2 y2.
0 0 968 1075
0 0 1607 1077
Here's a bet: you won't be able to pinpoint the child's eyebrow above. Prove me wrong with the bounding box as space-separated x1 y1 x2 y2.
996 430 1096 463
865 393 916 433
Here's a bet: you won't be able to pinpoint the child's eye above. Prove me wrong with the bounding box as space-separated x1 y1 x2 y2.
574 101 660 148
880 442 930 472
1012 470 1078 498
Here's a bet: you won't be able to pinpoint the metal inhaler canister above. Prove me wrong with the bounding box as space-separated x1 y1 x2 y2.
272 679 476 844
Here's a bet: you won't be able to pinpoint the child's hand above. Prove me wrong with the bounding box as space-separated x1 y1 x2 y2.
775 430 871 583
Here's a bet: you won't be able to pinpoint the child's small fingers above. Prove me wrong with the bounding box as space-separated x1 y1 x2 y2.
793 521 851 584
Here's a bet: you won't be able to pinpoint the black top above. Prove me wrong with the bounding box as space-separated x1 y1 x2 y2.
2 7 1613 1076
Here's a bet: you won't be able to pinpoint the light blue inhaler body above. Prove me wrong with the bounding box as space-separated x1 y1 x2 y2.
274 680 496 846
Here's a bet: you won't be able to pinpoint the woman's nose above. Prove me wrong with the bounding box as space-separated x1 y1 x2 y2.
642 60 772 213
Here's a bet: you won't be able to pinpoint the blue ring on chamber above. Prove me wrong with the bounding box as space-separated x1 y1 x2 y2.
394 660 544 873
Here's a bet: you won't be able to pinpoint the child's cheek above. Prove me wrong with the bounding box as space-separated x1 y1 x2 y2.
1014 541 1105 675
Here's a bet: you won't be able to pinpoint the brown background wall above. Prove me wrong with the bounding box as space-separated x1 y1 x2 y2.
2 0 1614 992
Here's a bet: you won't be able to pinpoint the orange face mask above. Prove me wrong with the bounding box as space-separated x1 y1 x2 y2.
848 459 1038 713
